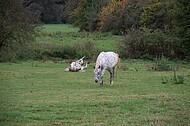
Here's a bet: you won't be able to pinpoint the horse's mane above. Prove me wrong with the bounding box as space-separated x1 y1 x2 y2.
95 56 100 69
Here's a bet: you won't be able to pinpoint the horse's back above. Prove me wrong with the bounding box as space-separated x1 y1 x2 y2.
98 52 119 69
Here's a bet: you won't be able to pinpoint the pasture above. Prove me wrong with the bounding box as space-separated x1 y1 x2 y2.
0 60 190 125
37 24 120 53
0 24 190 125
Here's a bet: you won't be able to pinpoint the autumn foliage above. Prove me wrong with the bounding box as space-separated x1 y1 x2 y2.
70 0 189 59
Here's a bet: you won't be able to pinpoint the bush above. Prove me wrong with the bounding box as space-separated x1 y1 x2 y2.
117 29 142 58
172 69 184 84
154 55 171 71
0 40 97 62
117 28 182 59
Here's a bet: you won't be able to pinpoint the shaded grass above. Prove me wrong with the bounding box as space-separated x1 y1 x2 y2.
0 60 190 125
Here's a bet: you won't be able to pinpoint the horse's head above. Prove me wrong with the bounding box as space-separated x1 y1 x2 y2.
94 65 101 83
78 59 84 65
76 56 86 65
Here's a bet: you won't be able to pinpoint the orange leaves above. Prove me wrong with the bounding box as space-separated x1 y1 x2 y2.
98 0 128 31
122 0 128 8
99 0 120 30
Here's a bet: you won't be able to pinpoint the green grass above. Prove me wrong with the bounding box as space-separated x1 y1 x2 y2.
0 60 190 125
1 24 190 125
41 24 80 33
37 24 121 53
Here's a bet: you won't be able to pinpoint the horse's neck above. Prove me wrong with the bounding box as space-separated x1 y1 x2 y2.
96 57 101 68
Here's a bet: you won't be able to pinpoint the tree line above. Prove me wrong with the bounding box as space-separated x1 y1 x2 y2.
27 0 189 60
68 0 190 59
24 0 80 24
0 0 189 61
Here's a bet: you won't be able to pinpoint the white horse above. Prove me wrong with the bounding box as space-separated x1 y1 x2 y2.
94 52 120 87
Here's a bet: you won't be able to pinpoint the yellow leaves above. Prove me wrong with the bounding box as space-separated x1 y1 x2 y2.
122 0 128 8
99 0 128 30
141 1 166 27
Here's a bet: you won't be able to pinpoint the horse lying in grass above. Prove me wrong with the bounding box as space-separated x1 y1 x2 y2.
94 52 120 87
65 56 90 72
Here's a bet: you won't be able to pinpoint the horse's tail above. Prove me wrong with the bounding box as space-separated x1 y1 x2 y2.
115 54 120 79
116 54 120 66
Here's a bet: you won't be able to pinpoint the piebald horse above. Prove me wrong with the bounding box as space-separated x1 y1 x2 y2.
65 56 89 72
94 52 120 87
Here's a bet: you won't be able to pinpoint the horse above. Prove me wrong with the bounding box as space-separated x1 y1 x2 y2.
94 52 120 87
65 56 90 72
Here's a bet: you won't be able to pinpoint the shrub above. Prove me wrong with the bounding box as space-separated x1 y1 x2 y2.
10 40 97 61
161 75 169 84
172 69 184 84
117 28 182 59
154 55 171 71
117 29 142 58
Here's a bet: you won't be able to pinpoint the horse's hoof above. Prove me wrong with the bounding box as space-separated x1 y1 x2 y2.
100 84 103 87
110 81 113 86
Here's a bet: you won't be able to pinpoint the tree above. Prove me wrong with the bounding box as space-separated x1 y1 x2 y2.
171 0 190 58
63 0 80 23
0 0 39 61
99 0 148 35
140 0 173 31
98 0 123 34
70 0 108 31
25 0 66 23
0 0 38 48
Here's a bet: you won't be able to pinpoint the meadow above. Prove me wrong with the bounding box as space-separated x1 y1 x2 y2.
37 24 120 53
0 24 190 125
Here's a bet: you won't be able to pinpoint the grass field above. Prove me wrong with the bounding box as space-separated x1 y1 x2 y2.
0 24 190 125
0 59 190 125
37 24 121 53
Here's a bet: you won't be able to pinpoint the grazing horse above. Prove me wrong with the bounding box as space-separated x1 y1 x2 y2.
65 56 89 72
94 52 120 87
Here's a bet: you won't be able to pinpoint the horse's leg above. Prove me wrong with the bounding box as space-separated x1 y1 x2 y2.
108 69 113 86
79 61 90 72
110 66 116 86
83 61 90 69
81 56 86 60
113 66 116 78
100 68 106 87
